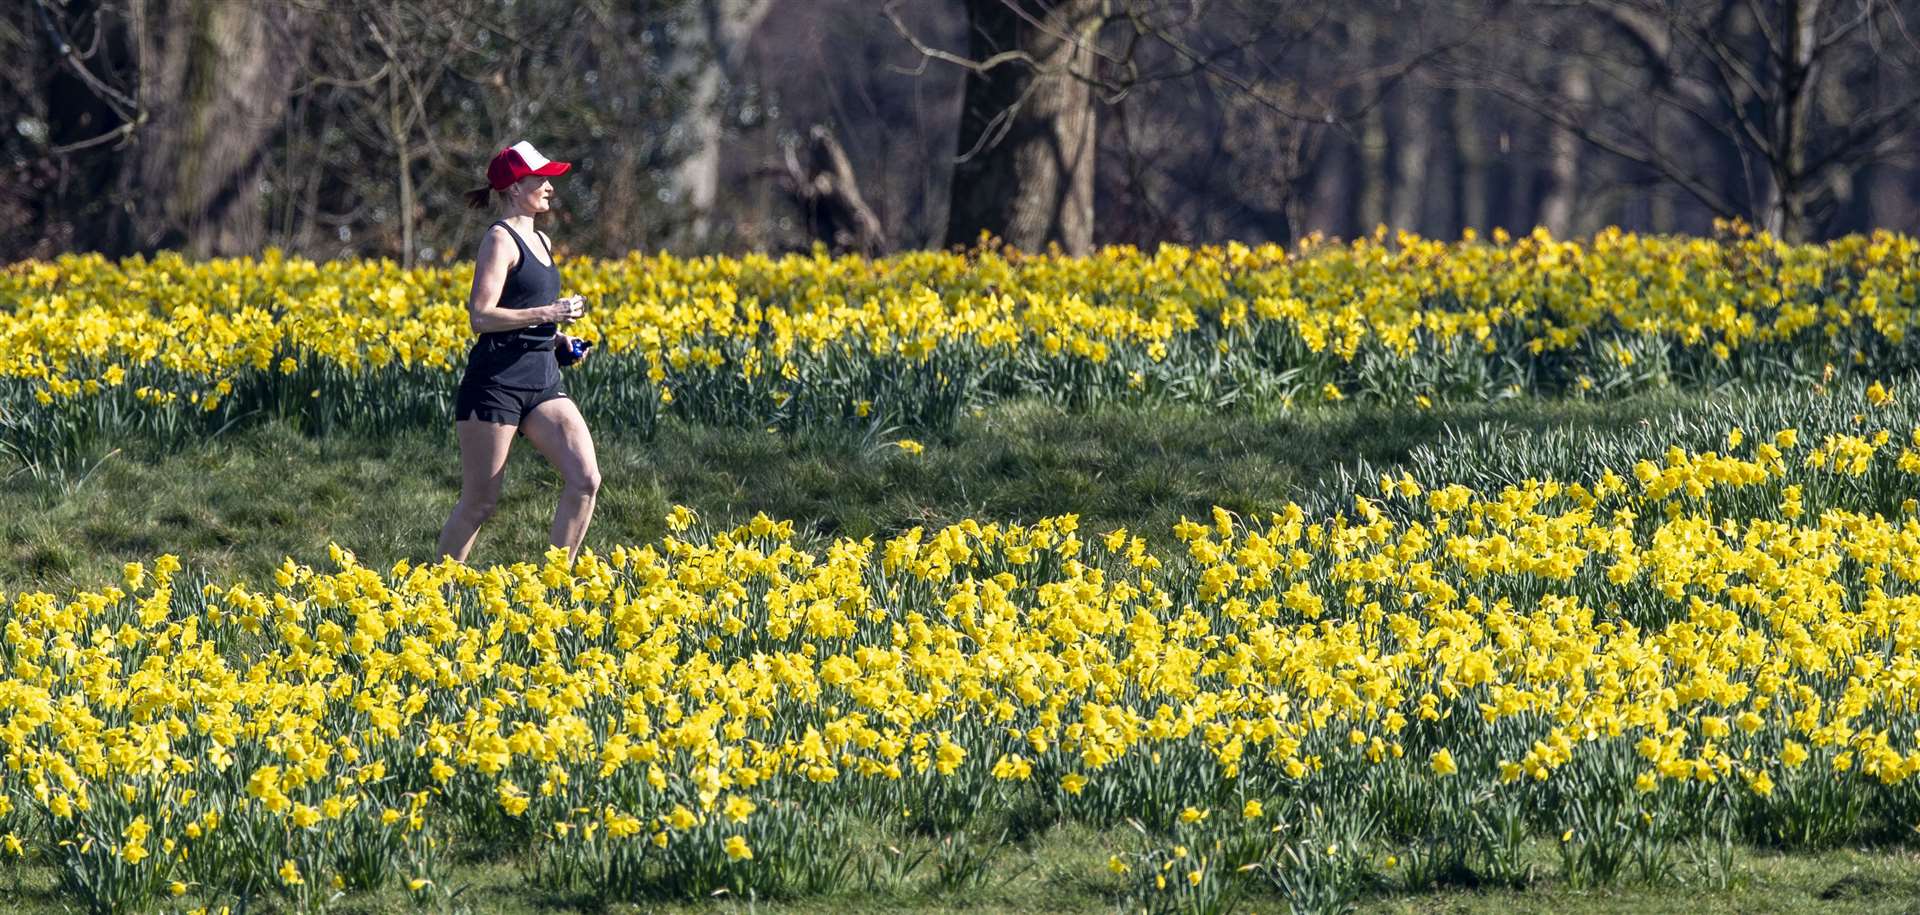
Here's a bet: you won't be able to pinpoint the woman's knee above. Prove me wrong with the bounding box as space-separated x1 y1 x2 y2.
568 466 602 498
463 486 503 521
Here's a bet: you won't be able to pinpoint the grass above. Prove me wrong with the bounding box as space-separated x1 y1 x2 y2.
9 385 1920 913
2 389 1707 593
3 832 1919 914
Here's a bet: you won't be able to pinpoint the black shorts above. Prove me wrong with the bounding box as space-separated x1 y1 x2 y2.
455 373 567 431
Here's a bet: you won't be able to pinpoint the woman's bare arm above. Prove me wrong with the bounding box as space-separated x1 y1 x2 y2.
466 226 582 333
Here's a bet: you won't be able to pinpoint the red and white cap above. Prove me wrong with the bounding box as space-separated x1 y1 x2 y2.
486 141 571 190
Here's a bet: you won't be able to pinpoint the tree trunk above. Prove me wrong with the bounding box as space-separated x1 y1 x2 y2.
1762 0 1822 242
1453 89 1488 236
660 0 776 249
783 124 886 255
1650 190 1675 234
1539 58 1588 239
1388 90 1430 236
122 0 312 255
390 67 415 266
1866 162 1913 232
1353 19 1387 235
1304 128 1356 240
41 0 128 253
945 0 1102 254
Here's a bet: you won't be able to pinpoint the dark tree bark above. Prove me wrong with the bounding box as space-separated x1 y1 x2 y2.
1760 0 1821 240
660 0 776 247
944 0 1103 254
1388 88 1432 236
1305 134 1353 239
1467 0 1920 242
120 0 313 255
1353 18 1388 235
41 56 125 251
1452 87 1489 235
781 124 886 255
1538 54 1587 238
1866 161 1916 231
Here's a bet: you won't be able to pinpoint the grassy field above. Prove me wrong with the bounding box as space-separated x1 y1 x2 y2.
4 812 1920 913
9 388 1920 913
17 238 1920 914
3 391 1706 592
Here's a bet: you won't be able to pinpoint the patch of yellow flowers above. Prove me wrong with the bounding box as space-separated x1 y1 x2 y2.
2 221 1916 424
9 403 1920 906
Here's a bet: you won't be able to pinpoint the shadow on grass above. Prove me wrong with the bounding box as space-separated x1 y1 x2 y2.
2 390 1706 593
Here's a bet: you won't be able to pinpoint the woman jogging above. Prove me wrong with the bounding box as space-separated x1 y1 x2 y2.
436 141 602 566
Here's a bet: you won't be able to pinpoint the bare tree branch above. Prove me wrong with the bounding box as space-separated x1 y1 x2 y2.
1465 65 1746 218
884 0 1045 77
32 0 139 119
50 120 141 156
1815 0 1876 56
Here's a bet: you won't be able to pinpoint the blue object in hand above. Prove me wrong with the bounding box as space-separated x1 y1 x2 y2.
558 336 592 367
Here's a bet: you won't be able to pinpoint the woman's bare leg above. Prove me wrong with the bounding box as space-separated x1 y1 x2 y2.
520 396 601 565
437 420 518 562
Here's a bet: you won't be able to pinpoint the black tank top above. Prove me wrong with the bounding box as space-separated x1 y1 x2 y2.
483 220 560 346
464 221 561 390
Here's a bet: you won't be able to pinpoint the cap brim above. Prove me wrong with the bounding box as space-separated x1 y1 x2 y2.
532 161 571 177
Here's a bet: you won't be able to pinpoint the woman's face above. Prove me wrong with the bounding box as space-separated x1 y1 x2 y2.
509 175 555 214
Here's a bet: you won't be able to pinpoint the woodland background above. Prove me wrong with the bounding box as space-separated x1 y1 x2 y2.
6 0 1920 264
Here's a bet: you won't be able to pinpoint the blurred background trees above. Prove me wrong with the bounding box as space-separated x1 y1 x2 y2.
6 0 1919 263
